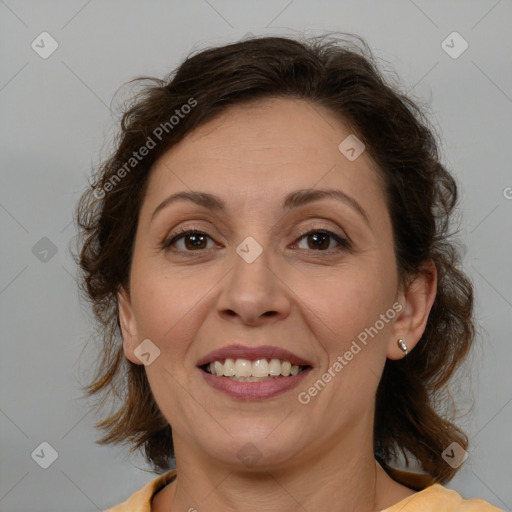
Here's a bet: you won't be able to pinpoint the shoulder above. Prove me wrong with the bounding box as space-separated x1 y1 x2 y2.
104 469 177 512
384 483 504 512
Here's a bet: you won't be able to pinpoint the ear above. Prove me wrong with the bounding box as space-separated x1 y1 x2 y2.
117 286 142 365
387 260 437 360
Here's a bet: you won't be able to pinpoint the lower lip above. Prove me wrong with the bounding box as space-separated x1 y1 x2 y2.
199 367 312 400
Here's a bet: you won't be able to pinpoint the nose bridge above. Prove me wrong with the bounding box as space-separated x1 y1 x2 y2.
231 231 274 294
230 199 274 272
216 229 290 323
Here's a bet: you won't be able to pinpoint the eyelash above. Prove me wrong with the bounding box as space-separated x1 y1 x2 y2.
161 226 351 255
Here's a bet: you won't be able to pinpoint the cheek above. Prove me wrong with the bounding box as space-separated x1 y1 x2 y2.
130 263 206 354
289 263 396 423
296 260 394 346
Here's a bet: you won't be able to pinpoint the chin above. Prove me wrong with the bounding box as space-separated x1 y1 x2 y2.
198 427 308 471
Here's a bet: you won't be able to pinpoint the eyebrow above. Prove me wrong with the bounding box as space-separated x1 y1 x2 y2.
151 188 370 225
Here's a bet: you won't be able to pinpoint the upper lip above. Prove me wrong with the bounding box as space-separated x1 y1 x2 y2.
196 344 313 367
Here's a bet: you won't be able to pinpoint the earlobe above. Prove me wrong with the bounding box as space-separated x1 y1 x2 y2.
117 286 142 365
387 261 437 360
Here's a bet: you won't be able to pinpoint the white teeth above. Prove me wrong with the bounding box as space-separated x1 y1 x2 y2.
252 359 269 377
235 359 252 377
269 358 282 376
281 361 291 377
214 361 224 376
229 376 275 382
223 358 236 376
207 358 303 378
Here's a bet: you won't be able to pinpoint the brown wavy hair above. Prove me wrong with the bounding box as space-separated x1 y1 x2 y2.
73 32 474 487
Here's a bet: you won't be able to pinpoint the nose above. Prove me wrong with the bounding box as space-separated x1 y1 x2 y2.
216 241 292 326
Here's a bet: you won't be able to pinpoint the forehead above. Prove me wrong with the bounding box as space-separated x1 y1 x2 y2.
183 98 368 165
144 97 385 217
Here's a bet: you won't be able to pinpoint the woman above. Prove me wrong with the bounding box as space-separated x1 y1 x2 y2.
75 33 502 511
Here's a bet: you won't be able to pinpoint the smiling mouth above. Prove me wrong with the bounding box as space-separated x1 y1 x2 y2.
200 358 312 382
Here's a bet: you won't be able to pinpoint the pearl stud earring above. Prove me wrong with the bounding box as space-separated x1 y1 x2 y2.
397 338 408 356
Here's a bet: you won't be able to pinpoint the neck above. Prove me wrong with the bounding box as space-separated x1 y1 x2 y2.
154 431 397 512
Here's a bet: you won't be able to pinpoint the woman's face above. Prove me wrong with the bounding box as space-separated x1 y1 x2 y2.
119 97 410 469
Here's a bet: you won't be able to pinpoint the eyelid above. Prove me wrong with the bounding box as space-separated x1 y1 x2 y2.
294 220 350 243
161 225 218 251
292 226 351 252
162 222 351 254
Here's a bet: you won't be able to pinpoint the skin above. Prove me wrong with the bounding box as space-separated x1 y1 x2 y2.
118 97 437 512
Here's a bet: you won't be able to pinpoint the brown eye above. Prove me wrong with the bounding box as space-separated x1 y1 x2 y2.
162 228 350 254
162 230 213 252
294 230 350 252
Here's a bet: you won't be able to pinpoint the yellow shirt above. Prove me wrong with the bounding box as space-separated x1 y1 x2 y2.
104 469 503 511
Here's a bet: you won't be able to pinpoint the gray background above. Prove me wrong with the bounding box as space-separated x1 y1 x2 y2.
1 1 511 510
